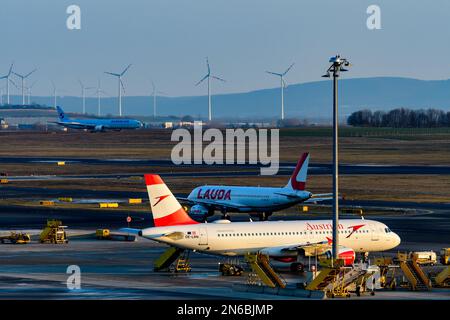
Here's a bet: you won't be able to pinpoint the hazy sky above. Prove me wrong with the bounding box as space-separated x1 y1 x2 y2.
1 0 449 98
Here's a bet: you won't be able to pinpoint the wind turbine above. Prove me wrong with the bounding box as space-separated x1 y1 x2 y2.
195 58 225 121
78 80 94 114
13 68 37 105
0 63 14 104
25 80 37 105
266 63 294 120
51 81 57 108
151 81 166 118
94 79 108 116
104 64 131 116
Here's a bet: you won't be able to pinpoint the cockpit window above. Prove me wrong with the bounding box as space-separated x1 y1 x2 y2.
385 228 391 233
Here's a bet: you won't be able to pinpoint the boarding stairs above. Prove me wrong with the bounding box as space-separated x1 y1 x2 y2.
245 253 286 288
434 266 450 288
398 254 431 291
154 247 185 272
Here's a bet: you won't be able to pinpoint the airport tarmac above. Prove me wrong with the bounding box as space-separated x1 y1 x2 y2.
0 236 449 300
0 203 449 299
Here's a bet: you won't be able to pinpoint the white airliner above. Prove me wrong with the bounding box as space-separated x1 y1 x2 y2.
124 174 401 270
183 153 332 220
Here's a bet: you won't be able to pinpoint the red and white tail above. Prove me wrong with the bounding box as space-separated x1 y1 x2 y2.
285 153 310 191
144 174 198 227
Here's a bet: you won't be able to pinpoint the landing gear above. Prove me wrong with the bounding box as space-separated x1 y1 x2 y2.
362 252 369 263
220 208 230 220
290 262 305 273
258 212 272 221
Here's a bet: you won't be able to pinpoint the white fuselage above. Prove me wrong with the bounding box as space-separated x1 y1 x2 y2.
187 185 311 212
141 219 401 257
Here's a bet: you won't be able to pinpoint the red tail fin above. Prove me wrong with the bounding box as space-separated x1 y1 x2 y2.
144 174 198 227
286 153 309 191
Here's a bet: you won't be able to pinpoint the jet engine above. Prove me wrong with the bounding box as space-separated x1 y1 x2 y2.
189 204 210 219
321 247 356 266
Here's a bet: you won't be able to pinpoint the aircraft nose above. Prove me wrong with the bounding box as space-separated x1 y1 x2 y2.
393 232 401 247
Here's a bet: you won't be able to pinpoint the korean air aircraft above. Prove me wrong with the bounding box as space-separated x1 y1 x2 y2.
123 174 401 271
54 106 143 131
182 153 333 220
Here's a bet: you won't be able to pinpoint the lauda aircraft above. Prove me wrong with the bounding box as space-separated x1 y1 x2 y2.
182 153 332 220
123 174 401 271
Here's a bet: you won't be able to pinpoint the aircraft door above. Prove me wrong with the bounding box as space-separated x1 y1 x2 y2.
199 227 208 245
371 223 379 241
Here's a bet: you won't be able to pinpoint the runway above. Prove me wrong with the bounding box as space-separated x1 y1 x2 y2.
1 156 450 177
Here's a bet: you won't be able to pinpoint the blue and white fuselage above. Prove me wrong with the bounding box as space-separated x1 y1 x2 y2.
54 106 143 131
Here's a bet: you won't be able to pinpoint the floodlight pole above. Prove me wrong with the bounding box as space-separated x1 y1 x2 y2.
332 65 339 264
322 55 350 265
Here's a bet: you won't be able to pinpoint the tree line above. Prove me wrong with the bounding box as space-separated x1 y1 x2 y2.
347 108 450 128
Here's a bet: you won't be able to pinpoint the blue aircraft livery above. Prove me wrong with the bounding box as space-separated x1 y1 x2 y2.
54 106 143 131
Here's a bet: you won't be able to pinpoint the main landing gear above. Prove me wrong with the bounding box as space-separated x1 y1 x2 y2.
220 209 231 220
258 212 272 221
290 262 305 273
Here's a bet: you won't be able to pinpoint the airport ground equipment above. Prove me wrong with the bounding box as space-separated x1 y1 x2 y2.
58 197 73 202
0 172 8 184
397 252 431 291
39 200 55 206
40 220 68 244
128 198 142 204
154 247 182 271
96 229 110 239
306 260 377 298
154 247 192 272
440 248 450 265
411 251 437 265
434 266 450 287
99 203 119 208
373 257 398 289
96 229 135 241
245 253 286 288
219 262 244 276
0 232 31 244
175 250 191 272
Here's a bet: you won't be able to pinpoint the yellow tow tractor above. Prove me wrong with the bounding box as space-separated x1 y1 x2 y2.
40 220 68 244
0 232 31 244
440 248 450 265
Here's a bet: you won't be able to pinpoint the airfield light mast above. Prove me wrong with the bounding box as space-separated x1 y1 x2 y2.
322 54 350 264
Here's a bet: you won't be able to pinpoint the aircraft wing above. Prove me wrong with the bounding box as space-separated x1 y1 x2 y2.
177 197 248 212
177 197 194 204
304 193 344 203
261 240 331 257
119 228 141 235
55 121 96 129
273 192 303 199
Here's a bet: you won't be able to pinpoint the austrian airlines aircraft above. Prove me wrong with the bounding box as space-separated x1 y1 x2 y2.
183 153 331 220
125 174 401 270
